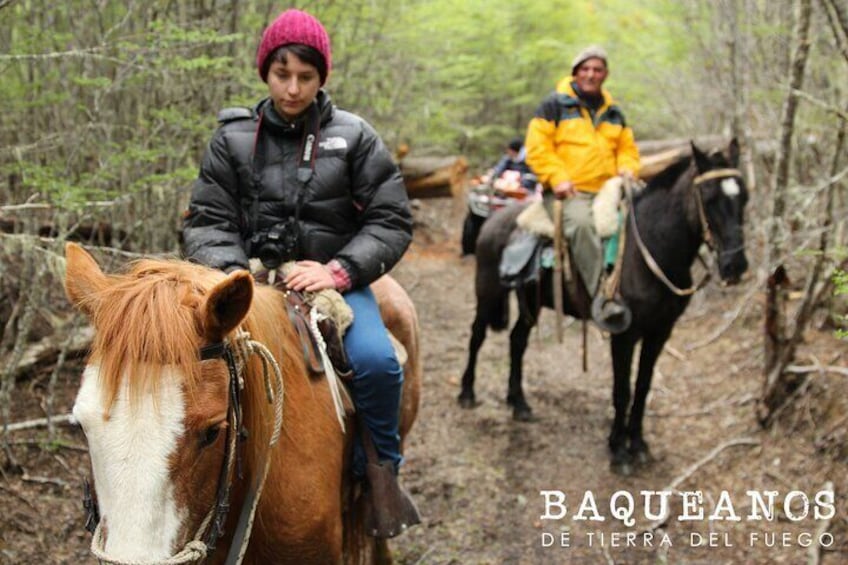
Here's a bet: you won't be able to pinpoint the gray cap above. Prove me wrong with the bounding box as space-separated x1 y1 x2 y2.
571 45 608 75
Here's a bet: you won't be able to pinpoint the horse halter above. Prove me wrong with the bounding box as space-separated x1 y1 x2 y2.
84 330 284 565
622 166 743 298
691 167 744 251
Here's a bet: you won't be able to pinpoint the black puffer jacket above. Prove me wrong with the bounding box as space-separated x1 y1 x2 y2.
182 91 412 288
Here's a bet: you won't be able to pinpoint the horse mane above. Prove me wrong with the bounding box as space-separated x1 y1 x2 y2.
89 258 222 410
641 155 693 195
88 258 307 465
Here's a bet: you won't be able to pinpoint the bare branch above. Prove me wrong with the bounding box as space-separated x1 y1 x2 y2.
0 47 124 63
785 364 848 377
21 473 70 489
4 414 76 433
644 437 761 532
821 0 848 53
791 89 848 121
686 282 759 351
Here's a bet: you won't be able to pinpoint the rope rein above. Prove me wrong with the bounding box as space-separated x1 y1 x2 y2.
625 178 700 297
221 329 284 565
89 330 285 565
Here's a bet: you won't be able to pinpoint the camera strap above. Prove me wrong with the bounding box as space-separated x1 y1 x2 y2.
248 112 263 238
293 102 321 226
248 101 321 248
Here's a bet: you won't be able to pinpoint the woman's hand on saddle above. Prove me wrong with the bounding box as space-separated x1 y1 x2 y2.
552 180 576 199
285 260 336 292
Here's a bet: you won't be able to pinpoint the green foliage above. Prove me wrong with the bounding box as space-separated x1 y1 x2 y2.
834 269 848 339
1 0 846 249
835 270 848 296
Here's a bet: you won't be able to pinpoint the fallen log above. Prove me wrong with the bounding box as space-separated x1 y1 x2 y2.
637 135 728 156
400 155 468 199
638 147 689 182
9 325 93 380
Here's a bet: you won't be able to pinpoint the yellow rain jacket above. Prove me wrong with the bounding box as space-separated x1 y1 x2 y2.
525 78 640 193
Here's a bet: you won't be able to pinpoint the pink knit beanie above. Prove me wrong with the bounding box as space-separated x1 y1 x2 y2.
256 9 332 83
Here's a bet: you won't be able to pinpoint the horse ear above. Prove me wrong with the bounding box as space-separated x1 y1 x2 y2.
728 137 740 167
690 141 711 173
202 270 254 340
64 242 108 317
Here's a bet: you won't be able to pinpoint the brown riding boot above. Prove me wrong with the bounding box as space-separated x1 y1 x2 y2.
358 416 421 538
363 461 421 538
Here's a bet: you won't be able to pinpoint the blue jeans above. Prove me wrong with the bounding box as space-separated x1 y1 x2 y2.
343 287 404 477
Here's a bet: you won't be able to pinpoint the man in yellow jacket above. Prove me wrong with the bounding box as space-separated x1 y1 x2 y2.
525 45 640 327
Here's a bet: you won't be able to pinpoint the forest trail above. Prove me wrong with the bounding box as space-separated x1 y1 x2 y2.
1 200 846 564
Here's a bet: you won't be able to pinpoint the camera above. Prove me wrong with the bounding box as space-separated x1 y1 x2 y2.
248 218 299 269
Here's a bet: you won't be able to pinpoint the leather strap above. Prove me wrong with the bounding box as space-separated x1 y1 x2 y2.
285 290 325 375
692 168 742 185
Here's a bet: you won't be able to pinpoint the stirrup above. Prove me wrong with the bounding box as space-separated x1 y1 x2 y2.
591 294 632 334
363 461 422 538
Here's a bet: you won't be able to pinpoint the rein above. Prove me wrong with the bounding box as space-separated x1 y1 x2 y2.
623 168 740 297
86 330 284 565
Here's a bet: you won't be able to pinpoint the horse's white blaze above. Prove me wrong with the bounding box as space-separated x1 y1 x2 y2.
73 364 187 560
721 178 741 197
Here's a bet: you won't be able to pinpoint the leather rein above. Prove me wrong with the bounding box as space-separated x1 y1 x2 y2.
84 330 284 565
624 168 742 297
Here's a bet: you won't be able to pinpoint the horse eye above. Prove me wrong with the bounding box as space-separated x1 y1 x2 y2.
199 425 222 449
72 420 86 436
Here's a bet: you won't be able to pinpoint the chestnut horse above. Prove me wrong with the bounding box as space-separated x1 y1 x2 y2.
65 242 420 564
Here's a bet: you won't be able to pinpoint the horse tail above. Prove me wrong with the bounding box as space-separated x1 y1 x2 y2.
472 250 510 331
482 291 510 331
473 203 524 332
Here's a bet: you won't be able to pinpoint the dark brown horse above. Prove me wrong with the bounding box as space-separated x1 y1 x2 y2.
459 140 748 472
65 242 420 564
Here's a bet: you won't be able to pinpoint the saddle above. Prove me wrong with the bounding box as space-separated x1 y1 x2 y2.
251 264 353 380
499 201 592 321
501 177 636 334
499 229 550 290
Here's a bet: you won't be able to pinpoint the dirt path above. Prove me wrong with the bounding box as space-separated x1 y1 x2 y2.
1 199 847 564
388 201 848 564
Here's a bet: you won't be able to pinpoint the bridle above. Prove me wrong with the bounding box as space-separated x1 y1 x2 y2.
84 329 284 565
691 167 743 251
624 167 743 297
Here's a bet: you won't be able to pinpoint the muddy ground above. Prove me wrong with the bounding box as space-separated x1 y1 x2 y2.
2 197 847 564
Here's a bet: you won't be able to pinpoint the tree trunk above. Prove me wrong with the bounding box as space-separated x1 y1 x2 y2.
821 0 848 64
759 0 814 425
766 0 813 268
